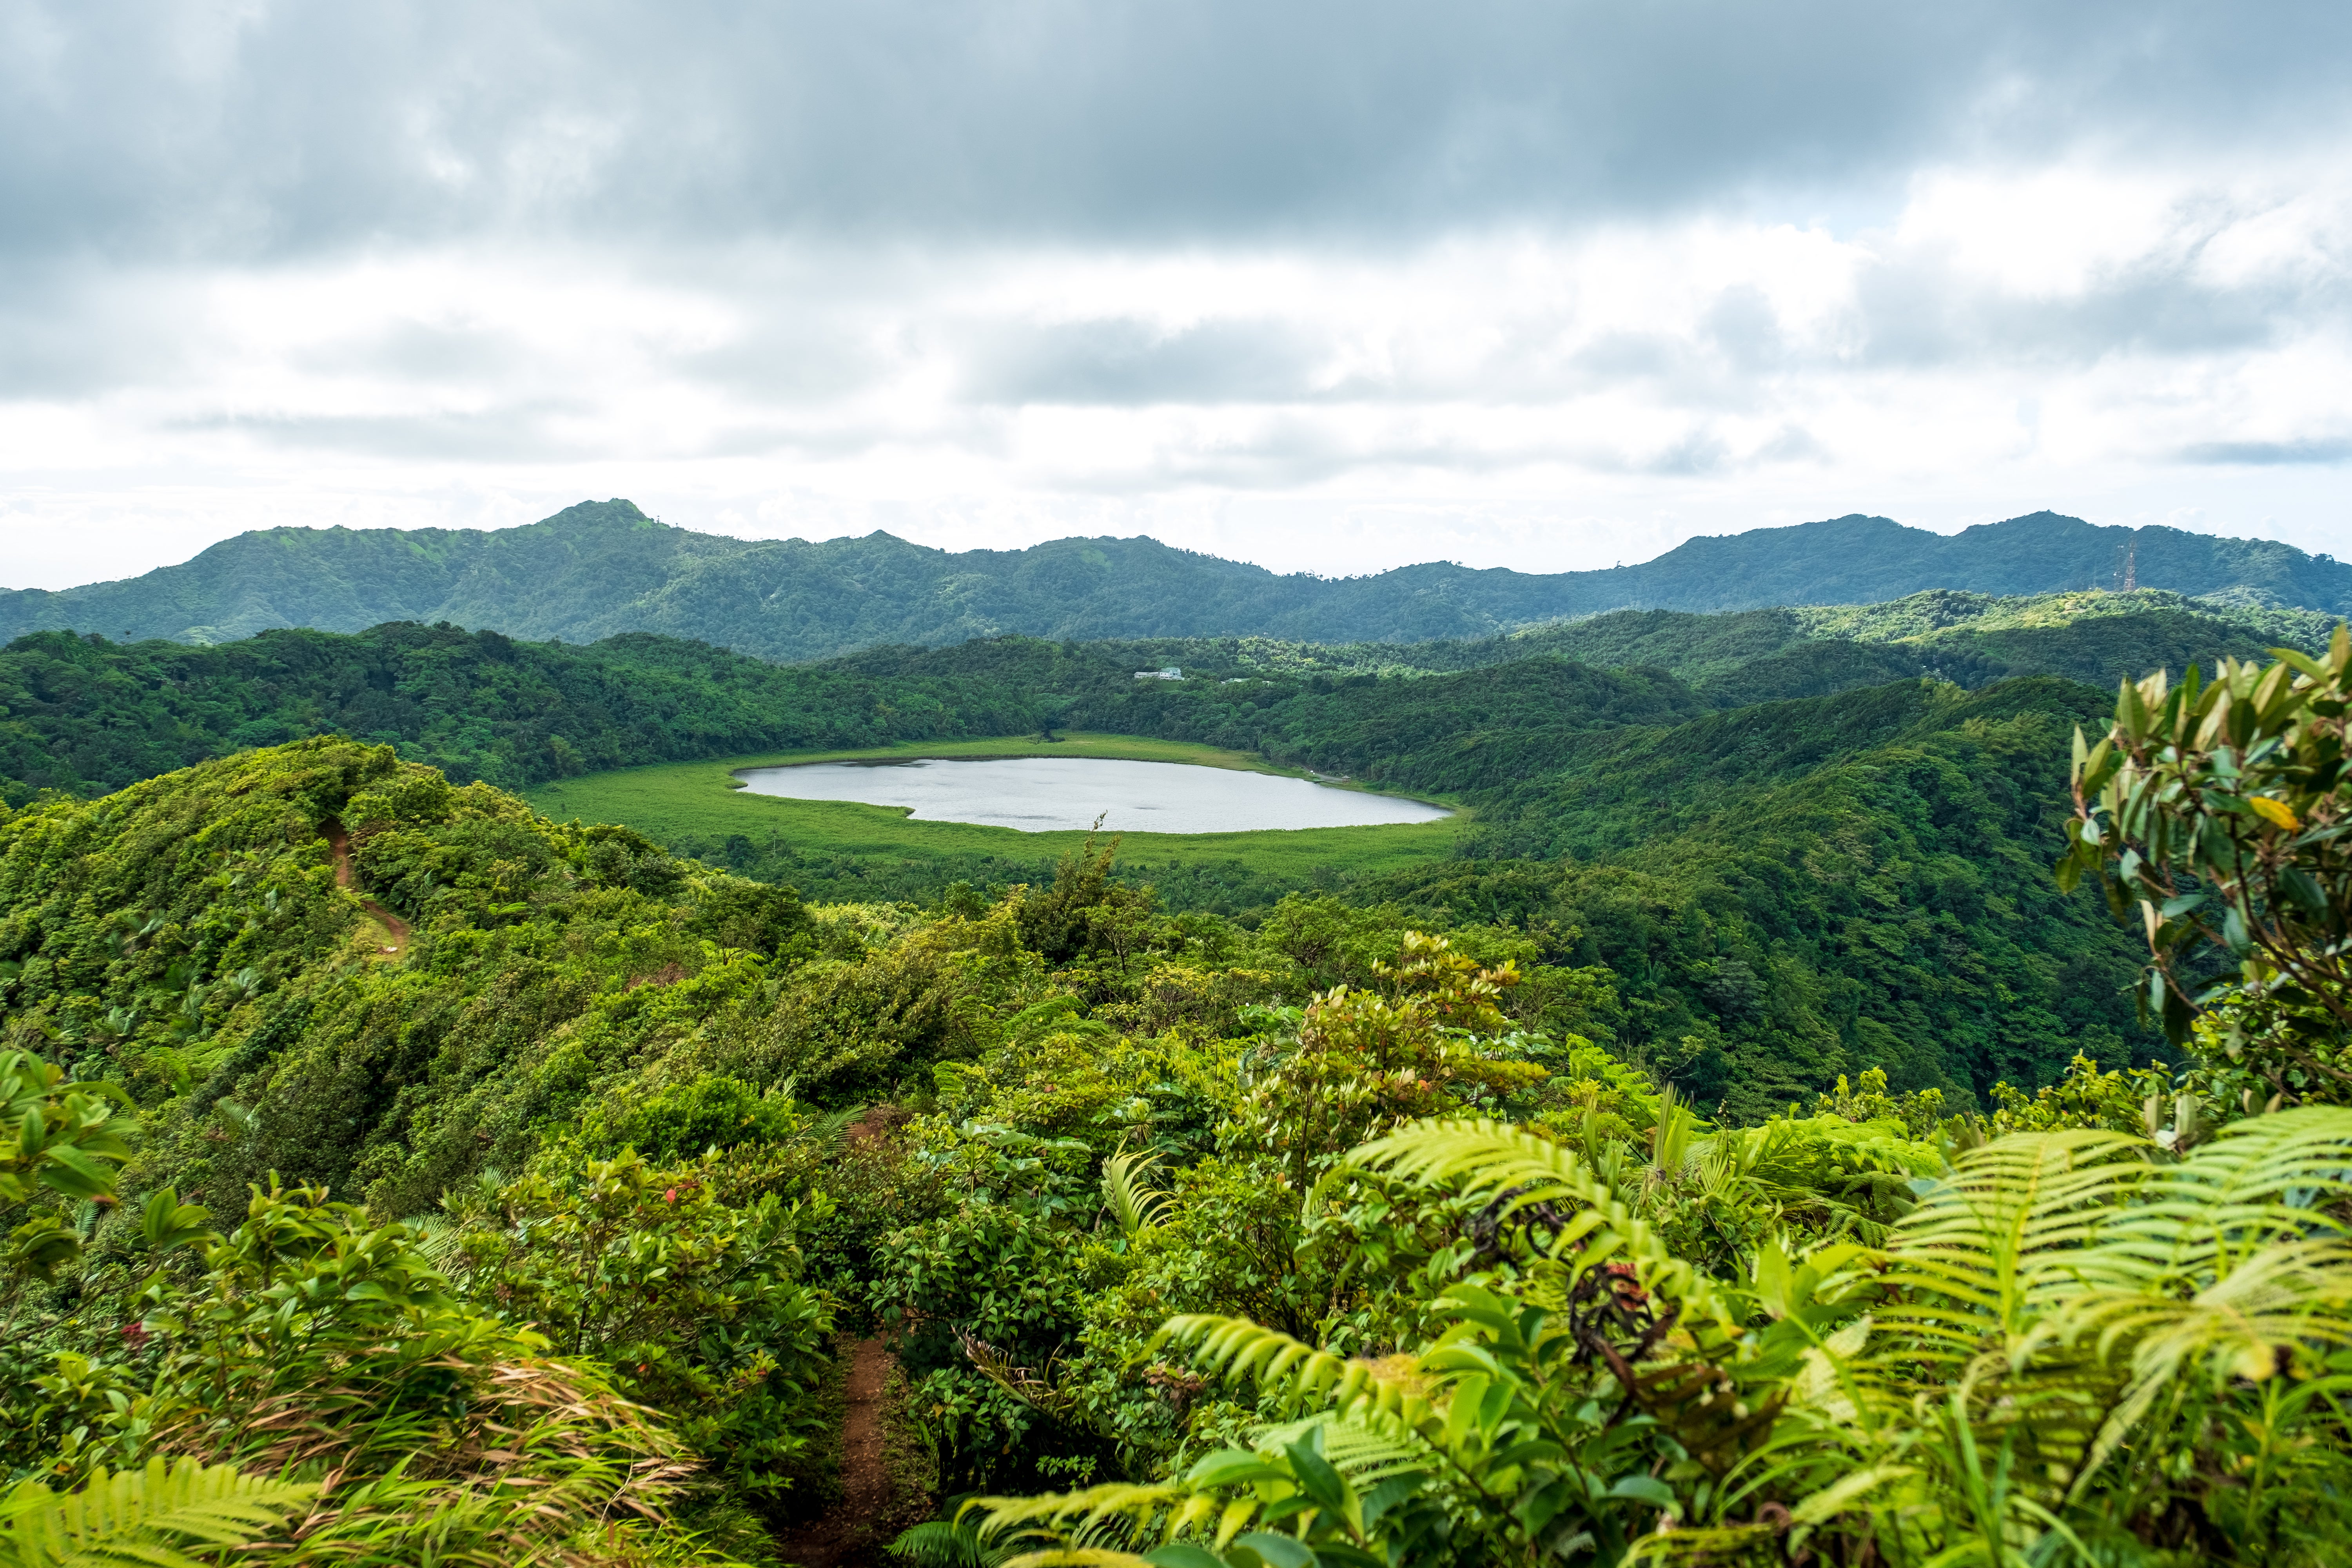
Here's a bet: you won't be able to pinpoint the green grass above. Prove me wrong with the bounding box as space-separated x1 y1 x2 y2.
524 732 1467 886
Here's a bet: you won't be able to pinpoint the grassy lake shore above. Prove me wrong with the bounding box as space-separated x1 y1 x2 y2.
524 732 1468 893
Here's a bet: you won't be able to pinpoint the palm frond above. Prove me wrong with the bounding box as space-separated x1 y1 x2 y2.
812 1101 863 1155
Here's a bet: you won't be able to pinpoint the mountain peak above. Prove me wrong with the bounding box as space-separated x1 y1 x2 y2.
526 498 662 532
4 505 2343 661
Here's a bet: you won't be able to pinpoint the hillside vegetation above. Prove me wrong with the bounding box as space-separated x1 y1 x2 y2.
11 629 2352 1563
5 584 2299 808
0 621 1034 802
5 497 2347 657
0 596 2259 1120
11 558 2352 1564
588 668 2151 1116
1016 587 2323 692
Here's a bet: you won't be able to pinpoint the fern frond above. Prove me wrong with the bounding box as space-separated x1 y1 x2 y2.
1876 1130 2148 1348
0 1457 316 1568
1854 1117 2352 1515
1101 1151 1174 1236
1156 1316 1427 1427
961 1332 1085 1418
2071 1106 2352 1291
964 1483 1203 1551
891 1517 1010 1568
2044 1235 2352 1495
1250 1412 1428 1484
1348 1119 1739 1332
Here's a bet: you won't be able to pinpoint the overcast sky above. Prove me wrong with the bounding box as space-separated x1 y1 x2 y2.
3 0 2349 588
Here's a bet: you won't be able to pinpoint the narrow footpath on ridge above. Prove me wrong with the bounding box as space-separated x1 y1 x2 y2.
774 1337 898 1568
322 818 411 955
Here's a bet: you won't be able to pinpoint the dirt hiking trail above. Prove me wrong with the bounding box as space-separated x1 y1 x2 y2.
322 817 410 956
775 1338 902 1568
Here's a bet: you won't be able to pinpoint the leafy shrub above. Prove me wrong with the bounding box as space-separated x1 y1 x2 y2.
581 1074 800 1160
443 1151 836 1499
14 1178 702 1565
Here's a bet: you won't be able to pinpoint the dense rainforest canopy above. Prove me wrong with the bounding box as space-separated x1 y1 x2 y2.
1 580 2314 804
0 600 2190 1118
0 621 1034 802
6 595 2352 1565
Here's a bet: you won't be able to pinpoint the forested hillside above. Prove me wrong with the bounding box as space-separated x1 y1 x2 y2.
0 621 1034 802
12 638 2352 1562
0 591 2261 1123
6 584 2297 808
806 653 2154 1114
942 587 2319 695
6 496 2348 657
829 589 2305 755
0 617 2160 1104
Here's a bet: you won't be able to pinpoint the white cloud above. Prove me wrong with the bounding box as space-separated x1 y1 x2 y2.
2 142 2350 586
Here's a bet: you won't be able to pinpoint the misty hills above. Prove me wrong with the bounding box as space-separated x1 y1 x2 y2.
4 498 2347 662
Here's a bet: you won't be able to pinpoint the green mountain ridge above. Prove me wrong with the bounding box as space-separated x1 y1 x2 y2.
0 579 2314 1119
5 498 2348 660
836 588 2312 714
5 586 2309 808
2 586 2319 807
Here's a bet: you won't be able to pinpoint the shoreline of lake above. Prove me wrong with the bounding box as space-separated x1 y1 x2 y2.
731 755 1452 834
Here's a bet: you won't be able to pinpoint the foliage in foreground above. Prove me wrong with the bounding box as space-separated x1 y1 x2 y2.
12 630 2352 1563
960 1108 2352 1566
0 1049 784 1564
0 1457 317 1568
2063 625 2352 1104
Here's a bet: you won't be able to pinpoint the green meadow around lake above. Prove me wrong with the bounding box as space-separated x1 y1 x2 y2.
522 731 1468 887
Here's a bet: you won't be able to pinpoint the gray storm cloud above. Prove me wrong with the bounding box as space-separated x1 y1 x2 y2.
1 0 2348 588
1 0 2347 253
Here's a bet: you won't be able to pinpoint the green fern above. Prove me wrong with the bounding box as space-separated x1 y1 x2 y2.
0 1457 316 1568
1347 1118 1740 1332
1100 1151 1174 1237
1874 1127 2147 1357
1725 1109 2352 1559
1154 1315 1425 1428
889 1515 1014 1568
962 1481 1216 1556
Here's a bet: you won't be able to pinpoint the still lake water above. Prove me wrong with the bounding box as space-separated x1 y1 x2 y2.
731 756 1452 834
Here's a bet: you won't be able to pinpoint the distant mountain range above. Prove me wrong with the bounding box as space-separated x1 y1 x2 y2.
4 499 2345 661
